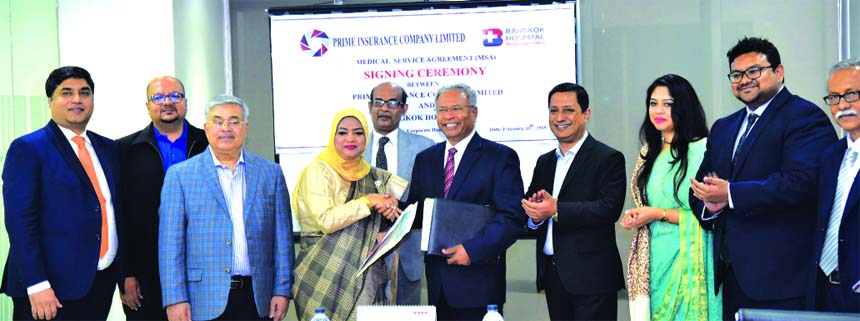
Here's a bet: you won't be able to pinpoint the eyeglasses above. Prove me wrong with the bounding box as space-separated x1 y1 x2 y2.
149 92 185 105
727 65 775 83
822 90 860 105
208 119 244 129
436 105 472 114
371 99 403 109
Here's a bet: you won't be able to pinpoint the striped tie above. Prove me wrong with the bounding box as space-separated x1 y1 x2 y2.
443 147 457 197
820 148 858 275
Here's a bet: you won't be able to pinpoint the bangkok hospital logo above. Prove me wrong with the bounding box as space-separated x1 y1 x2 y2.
483 28 503 47
300 29 331 57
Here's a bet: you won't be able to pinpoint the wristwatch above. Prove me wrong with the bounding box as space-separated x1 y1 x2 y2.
552 212 559 221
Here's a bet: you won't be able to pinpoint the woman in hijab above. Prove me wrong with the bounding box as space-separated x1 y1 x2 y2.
292 108 407 321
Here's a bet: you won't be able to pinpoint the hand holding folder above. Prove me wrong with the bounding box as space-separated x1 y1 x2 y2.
419 198 495 257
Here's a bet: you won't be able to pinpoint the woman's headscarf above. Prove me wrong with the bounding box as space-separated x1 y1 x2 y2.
315 107 371 181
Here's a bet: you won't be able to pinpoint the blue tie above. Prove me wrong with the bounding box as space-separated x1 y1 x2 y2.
820 148 859 275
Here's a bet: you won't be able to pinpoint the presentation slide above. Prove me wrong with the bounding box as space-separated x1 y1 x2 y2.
270 1 578 230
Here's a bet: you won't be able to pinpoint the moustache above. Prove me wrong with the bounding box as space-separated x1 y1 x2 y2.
836 109 858 119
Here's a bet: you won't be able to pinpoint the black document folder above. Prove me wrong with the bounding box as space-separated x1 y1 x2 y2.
419 198 495 256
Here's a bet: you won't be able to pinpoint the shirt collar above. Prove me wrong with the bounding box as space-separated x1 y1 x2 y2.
847 134 860 153
556 131 589 159
209 147 245 168
745 84 785 116
445 129 476 152
57 123 89 144
152 121 188 142
377 128 399 146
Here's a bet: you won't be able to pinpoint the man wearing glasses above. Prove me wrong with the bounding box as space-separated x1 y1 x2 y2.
690 37 837 319
364 82 434 305
117 76 208 320
158 95 294 321
807 58 860 313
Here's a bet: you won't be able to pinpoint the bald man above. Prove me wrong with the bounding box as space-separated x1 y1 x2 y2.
117 76 208 320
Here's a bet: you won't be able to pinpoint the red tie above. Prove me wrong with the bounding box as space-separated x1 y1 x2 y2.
72 135 108 259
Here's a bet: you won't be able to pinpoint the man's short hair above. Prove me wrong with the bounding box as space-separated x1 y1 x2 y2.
370 82 408 104
726 36 781 68
205 95 249 120
547 82 589 112
435 83 477 107
45 66 94 98
828 57 860 75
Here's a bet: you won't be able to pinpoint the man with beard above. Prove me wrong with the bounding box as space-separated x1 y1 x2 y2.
364 81 434 305
690 37 837 319
117 76 208 320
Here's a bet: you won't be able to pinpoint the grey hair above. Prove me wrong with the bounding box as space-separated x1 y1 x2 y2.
829 58 860 75
205 95 249 120
436 83 478 107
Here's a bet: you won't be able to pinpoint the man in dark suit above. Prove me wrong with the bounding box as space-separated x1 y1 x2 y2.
406 83 526 320
807 58 860 313
522 83 626 320
117 76 208 320
364 81 435 305
2 66 123 320
690 37 838 319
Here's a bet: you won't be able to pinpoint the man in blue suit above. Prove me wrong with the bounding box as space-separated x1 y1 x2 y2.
2 66 123 320
808 58 860 313
690 37 838 319
158 95 294 321
364 81 435 305
406 83 526 320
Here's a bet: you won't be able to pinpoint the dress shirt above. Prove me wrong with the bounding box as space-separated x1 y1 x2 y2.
30 126 119 294
702 85 782 221
152 122 189 172
442 129 476 172
370 129 399 173
210 148 251 276
527 132 589 256
832 134 860 223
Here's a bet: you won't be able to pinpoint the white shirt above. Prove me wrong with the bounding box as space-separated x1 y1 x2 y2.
29 126 119 294
833 135 860 221
442 129 477 174
209 148 251 276
527 132 589 256
370 129 399 174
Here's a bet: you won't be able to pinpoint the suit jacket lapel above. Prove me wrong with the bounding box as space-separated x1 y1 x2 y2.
732 89 791 177
820 141 847 220
446 134 483 199
201 150 231 214
47 121 94 196
87 132 119 201
242 152 259 230
397 132 411 178
365 133 375 162
558 135 594 195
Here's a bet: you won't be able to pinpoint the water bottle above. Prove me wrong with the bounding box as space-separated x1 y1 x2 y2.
310 307 331 321
482 304 504 321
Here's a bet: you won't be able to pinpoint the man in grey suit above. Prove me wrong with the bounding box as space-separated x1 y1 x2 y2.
159 95 294 321
364 82 435 304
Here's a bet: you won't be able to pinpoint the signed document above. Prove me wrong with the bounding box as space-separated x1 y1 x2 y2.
354 202 418 278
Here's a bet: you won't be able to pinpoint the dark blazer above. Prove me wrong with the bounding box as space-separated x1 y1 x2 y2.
1 120 123 300
525 135 626 295
116 122 207 305
807 138 860 310
691 87 837 301
407 132 526 308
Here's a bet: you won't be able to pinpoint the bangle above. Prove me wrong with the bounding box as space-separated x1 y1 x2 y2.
660 209 668 222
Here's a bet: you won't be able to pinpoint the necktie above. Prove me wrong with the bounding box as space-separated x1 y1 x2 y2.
443 147 457 197
733 113 759 163
820 148 859 275
376 136 389 170
72 135 109 259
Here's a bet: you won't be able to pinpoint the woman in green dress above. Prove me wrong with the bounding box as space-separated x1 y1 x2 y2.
621 74 721 320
